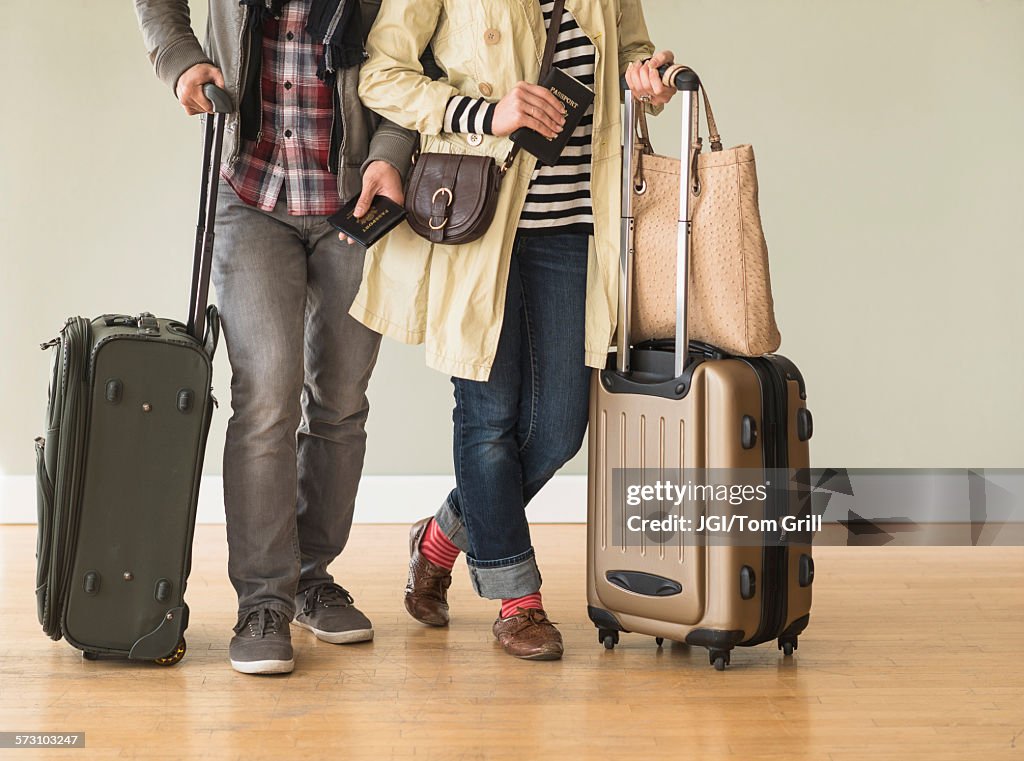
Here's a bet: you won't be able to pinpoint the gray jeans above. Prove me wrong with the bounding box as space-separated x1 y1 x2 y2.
213 180 381 619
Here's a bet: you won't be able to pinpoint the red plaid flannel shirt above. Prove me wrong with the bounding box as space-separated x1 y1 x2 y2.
221 1 339 216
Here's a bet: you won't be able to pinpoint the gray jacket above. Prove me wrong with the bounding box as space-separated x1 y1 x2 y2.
134 0 416 201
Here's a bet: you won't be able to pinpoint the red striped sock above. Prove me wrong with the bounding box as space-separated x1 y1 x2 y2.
500 592 543 619
419 519 460 571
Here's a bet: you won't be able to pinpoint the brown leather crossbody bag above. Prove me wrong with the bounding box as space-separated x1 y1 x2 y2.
404 0 565 245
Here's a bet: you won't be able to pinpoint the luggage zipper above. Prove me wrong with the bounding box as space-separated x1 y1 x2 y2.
227 5 252 167
740 357 790 646
44 317 91 641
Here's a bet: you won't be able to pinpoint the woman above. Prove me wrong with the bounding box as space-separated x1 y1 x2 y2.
349 0 677 659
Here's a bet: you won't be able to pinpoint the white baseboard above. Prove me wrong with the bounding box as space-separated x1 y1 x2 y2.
0 474 588 525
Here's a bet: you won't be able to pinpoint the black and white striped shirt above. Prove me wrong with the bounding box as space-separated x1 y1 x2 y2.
442 1 596 235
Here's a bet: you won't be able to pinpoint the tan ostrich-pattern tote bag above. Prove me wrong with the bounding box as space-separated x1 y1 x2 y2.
628 70 781 356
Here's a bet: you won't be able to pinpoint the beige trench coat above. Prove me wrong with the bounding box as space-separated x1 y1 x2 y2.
351 0 656 380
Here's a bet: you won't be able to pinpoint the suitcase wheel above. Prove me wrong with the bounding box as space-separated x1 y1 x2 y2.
154 638 187 667
81 650 99 661
655 637 664 648
598 629 619 650
708 648 731 671
778 635 798 657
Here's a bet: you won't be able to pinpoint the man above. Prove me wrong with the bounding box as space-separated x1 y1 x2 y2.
135 0 414 675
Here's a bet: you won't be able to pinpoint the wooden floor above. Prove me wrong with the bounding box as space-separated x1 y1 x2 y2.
1 525 1021 760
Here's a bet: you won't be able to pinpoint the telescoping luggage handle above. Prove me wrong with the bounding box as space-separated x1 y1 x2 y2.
617 65 701 378
187 84 234 343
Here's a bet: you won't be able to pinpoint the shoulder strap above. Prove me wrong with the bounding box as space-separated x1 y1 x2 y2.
630 64 724 189
540 0 566 77
661 64 722 150
501 0 567 172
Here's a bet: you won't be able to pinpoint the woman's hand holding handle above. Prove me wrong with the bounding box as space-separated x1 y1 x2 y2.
625 50 677 106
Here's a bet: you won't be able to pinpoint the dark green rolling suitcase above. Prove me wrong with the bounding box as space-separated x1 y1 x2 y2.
35 86 231 665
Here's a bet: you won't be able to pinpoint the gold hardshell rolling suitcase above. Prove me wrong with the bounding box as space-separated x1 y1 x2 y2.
586 71 814 670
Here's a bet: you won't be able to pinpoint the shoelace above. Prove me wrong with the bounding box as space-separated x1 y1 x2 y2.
303 583 354 615
415 557 453 595
506 608 558 634
238 608 289 638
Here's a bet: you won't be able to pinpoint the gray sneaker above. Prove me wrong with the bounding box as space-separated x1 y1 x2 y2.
293 583 374 644
229 608 295 675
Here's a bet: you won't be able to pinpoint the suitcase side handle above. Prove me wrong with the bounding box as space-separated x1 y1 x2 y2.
617 66 700 378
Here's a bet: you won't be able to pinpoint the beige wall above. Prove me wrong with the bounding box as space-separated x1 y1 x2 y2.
2 0 1022 482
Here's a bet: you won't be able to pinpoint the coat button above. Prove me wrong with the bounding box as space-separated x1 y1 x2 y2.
467 133 483 146
484 28 501 45
479 82 494 97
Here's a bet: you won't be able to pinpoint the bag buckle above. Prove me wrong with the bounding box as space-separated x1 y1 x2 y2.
429 187 453 231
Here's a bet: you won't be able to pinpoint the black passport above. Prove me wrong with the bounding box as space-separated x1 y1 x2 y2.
510 67 595 166
327 194 407 248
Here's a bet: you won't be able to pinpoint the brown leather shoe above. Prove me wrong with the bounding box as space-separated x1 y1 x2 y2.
492 608 564 660
404 518 452 627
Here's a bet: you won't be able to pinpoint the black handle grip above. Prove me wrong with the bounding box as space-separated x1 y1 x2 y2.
620 63 700 93
202 83 233 114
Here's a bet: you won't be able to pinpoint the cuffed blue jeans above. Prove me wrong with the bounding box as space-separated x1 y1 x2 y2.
435 233 592 599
